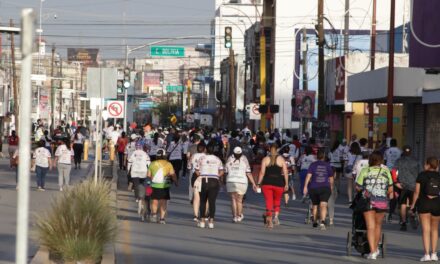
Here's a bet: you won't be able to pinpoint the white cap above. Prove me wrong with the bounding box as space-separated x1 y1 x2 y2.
130 134 138 140
233 147 242 154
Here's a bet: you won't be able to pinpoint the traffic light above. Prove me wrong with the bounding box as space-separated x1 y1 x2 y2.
160 72 164 85
259 104 268 114
224 26 232 49
117 80 123 94
123 67 131 89
270 105 280 114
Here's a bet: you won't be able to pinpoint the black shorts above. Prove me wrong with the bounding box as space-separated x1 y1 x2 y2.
417 197 440 216
332 166 343 173
399 189 414 205
151 188 171 200
191 173 197 188
309 187 332 205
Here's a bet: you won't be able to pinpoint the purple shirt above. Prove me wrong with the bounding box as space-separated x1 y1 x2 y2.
307 160 333 189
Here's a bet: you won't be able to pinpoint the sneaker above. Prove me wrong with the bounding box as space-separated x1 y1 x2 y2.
59 187 63 192
193 216 198 222
233 217 238 223
367 252 378 260
420 254 431 262
150 214 157 223
320 222 326 230
431 253 438 261
400 222 407 231
237 214 244 222
208 222 214 229
313 222 318 228
329 218 334 226
198 221 206 228
40 188 46 192
273 217 280 226
135 199 139 203
291 194 296 201
159 219 166 224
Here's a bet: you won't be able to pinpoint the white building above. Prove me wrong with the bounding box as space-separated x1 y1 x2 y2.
267 0 410 129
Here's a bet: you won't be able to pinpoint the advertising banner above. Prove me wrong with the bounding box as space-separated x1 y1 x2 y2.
335 56 345 103
292 90 316 120
67 48 99 67
143 71 162 94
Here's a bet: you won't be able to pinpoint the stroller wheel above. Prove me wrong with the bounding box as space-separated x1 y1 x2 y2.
381 233 386 258
346 231 352 256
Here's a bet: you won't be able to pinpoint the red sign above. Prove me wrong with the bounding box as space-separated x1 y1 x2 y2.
335 56 345 102
107 101 124 118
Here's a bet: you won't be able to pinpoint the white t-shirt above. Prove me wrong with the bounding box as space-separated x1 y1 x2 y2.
167 142 182 161
72 133 84 144
353 159 369 179
148 139 163 156
329 148 342 168
33 147 51 168
125 142 137 158
384 147 402 168
288 144 299 159
111 130 120 146
299 154 316 170
225 156 251 184
55 144 73 164
188 152 206 171
195 154 224 178
128 150 151 178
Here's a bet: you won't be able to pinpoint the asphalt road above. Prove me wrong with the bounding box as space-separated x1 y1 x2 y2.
0 158 93 264
115 171 426 264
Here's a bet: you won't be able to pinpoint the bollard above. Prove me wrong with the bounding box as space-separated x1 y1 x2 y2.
109 144 115 161
83 139 89 161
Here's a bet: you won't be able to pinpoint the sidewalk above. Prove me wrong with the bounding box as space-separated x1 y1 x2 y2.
0 159 93 263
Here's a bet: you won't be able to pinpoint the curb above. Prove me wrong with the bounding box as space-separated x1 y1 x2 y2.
30 162 118 264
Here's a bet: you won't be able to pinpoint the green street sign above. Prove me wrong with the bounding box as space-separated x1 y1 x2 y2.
374 117 400 124
166 85 184 93
150 46 185 57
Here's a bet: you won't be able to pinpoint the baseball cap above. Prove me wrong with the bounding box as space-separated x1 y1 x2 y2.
156 148 166 156
233 147 242 154
131 134 138 140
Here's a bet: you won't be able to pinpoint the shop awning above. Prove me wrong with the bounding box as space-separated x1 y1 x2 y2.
347 67 424 103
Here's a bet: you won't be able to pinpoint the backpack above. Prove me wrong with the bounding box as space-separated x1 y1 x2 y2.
425 174 440 197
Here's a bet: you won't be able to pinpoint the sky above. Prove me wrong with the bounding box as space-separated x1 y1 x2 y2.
0 0 214 59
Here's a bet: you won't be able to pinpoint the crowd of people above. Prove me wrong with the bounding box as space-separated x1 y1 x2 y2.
109 123 440 261
7 119 440 261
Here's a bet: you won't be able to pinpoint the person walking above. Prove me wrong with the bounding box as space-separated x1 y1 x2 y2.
225 147 257 223
394 145 420 231
8 130 19 168
298 146 316 198
71 129 84 169
195 143 224 229
303 149 334 230
33 140 52 191
116 132 129 170
167 134 183 179
54 138 73 191
410 157 440 262
148 132 164 161
128 142 151 202
345 142 362 203
356 151 393 260
188 143 206 221
257 144 289 228
147 149 177 224
125 134 138 191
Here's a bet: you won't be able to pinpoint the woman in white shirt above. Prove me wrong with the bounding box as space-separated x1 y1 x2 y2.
298 146 316 198
33 140 52 191
55 138 73 191
344 142 362 203
167 135 183 179
128 142 151 201
71 130 84 169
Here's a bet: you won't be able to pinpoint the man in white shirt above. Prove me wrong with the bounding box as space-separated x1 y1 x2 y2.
128 142 151 201
33 140 52 191
384 138 402 169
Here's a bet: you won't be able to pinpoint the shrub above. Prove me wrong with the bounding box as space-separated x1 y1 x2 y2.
36 180 117 263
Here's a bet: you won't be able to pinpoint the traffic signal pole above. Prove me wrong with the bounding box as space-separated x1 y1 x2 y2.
124 44 129 132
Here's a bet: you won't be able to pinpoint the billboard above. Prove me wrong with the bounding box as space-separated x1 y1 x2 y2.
335 56 345 103
67 48 99 67
292 90 316 120
143 71 162 94
409 0 440 68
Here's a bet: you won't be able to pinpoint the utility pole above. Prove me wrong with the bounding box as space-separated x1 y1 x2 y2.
302 28 308 91
317 0 325 120
50 45 55 134
368 0 377 148
387 0 396 137
260 28 266 131
59 58 63 123
229 48 236 129
10 19 18 131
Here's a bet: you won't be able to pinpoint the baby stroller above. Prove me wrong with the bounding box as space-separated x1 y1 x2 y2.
347 193 386 258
